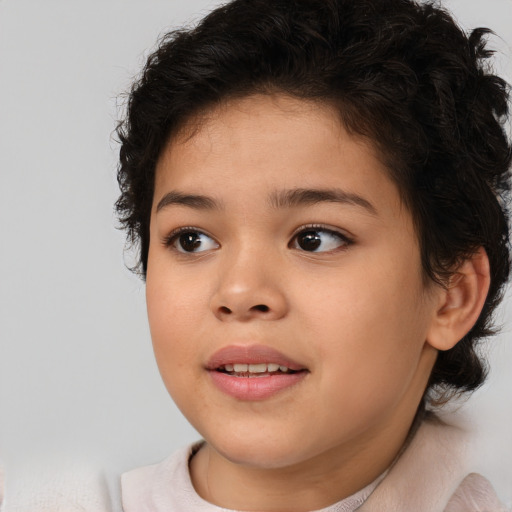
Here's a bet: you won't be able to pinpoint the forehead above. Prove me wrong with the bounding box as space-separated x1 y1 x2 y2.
153 94 407 222
160 95 347 167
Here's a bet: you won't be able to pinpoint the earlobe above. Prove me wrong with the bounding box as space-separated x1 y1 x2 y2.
427 248 490 351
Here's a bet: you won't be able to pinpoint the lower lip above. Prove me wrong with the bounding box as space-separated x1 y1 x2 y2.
209 371 307 400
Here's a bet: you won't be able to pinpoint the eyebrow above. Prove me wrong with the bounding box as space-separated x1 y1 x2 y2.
268 188 377 215
155 187 377 215
156 191 221 212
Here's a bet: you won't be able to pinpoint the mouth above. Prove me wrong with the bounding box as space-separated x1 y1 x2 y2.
206 344 306 371
216 362 301 377
206 345 308 400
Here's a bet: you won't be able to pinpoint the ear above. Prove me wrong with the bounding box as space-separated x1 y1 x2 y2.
427 247 490 351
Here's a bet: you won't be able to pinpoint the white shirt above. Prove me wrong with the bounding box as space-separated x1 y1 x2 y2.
121 416 508 512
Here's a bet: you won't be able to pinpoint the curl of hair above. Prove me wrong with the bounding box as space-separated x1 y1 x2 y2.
116 0 511 402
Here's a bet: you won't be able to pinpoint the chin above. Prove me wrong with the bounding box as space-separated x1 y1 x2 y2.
207 430 304 469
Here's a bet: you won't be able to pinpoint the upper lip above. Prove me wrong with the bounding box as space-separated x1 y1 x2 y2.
206 344 306 371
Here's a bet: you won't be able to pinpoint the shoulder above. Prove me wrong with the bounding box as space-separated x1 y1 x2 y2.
4 463 111 512
121 442 215 512
445 473 508 512
360 414 508 512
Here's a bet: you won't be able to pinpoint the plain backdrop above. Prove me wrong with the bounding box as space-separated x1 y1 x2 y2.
1 0 511 508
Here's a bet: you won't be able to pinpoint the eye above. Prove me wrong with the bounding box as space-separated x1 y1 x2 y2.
165 229 219 253
290 227 351 253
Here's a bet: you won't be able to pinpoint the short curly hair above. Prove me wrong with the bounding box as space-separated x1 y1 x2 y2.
116 0 511 401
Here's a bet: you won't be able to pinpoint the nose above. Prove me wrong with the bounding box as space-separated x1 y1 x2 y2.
210 251 288 322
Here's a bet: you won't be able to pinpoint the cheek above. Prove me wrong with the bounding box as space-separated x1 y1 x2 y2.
146 255 211 334
146 265 207 386
298 260 430 380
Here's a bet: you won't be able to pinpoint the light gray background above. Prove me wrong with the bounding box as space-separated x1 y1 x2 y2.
0 0 511 507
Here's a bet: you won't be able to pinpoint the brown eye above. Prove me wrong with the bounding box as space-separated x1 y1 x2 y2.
167 230 219 253
296 231 322 251
178 232 202 252
292 228 350 253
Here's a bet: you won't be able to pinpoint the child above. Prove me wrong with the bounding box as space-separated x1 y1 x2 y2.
116 0 511 510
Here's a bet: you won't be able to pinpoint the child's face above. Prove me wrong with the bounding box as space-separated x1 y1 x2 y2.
146 94 441 470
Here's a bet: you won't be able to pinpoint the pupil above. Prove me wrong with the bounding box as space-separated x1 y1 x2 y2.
180 232 201 252
299 231 321 251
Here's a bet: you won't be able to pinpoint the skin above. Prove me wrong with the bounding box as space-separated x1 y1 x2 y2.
146 94 448 511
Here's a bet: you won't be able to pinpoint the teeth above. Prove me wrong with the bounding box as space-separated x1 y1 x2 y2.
248 363 267 373
222 363 291 373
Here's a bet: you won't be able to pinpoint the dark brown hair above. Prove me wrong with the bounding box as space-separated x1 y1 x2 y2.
116 0 511 401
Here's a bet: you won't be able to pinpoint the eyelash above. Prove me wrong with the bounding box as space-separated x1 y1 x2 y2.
289 224 354 253
163 224 354 254
163 226 218 253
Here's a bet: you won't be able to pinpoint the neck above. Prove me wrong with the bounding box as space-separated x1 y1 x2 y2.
190 410 420 511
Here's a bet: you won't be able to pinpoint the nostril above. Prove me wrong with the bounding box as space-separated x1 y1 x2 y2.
252 304 270 313
219 306 232 314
